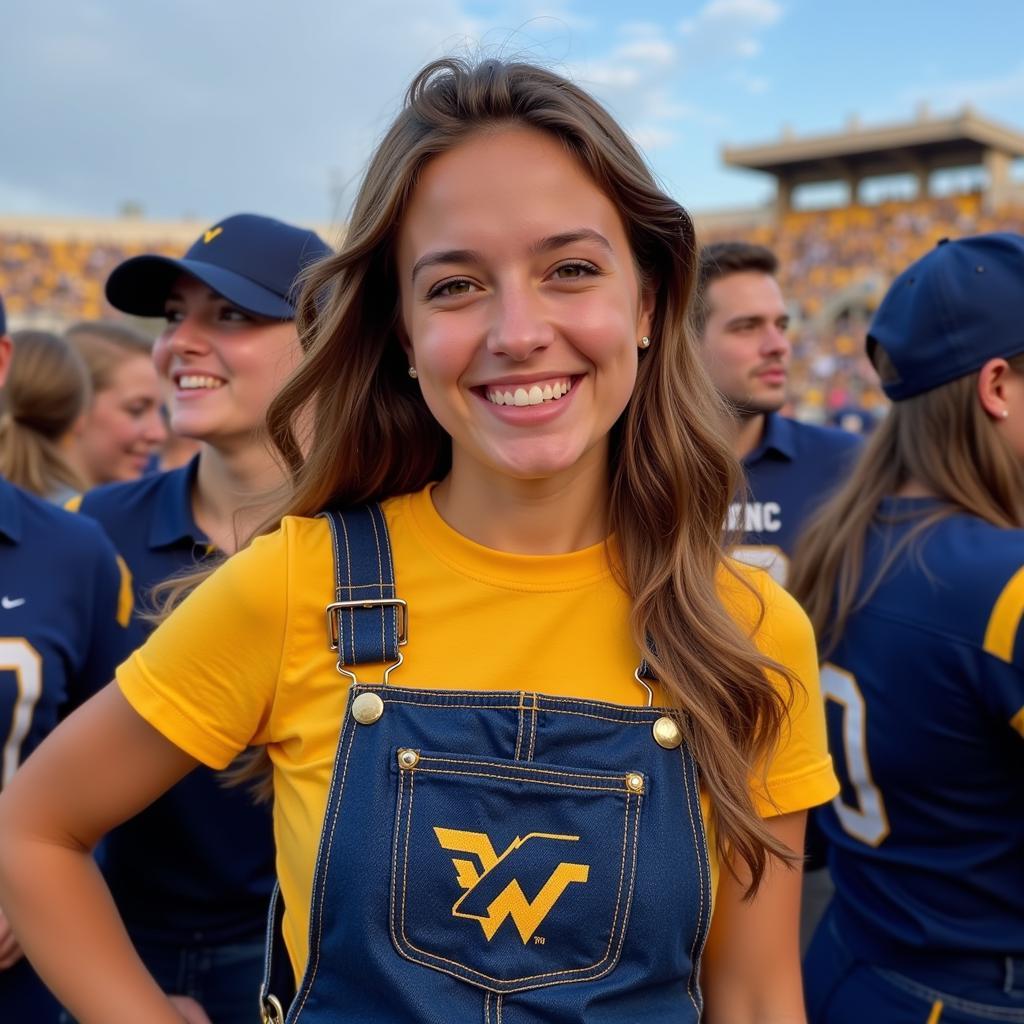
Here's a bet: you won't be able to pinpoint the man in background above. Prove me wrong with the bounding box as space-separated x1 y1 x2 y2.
694 241 863 585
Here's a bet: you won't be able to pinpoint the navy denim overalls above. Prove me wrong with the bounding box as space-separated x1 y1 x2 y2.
260 506 712 1023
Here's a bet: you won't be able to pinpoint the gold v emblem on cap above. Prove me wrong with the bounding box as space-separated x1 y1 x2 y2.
203 227 223 244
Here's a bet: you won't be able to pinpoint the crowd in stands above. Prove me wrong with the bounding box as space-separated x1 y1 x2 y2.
0 235 179 326
3 192 1024 429
705 193 1024 423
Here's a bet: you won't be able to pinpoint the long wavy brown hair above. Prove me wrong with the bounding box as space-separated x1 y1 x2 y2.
790 350 1024 656
165 58 799 891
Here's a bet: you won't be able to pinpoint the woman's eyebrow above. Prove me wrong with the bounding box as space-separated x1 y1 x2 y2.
411 249 481 283
531 229 613 256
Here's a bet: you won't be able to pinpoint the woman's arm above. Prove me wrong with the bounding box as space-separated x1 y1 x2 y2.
0 683 200 1024
701 810 808 1024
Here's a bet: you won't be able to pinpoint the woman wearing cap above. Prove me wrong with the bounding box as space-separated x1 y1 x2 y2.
789 234 1024 1022
63 321 168 487
0 62 836 1024
62 214 331 1024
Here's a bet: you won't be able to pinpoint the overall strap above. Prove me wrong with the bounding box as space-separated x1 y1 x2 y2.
260 504 407 1023
321 504 407 681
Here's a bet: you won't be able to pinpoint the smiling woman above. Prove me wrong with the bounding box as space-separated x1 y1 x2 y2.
0 61 834 1024
64 321 167 487
53 215 333 1024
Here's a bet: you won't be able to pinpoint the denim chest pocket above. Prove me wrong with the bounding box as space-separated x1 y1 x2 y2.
389 748 645 994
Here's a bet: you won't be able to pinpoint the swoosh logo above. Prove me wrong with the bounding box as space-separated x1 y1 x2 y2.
1 597 26 610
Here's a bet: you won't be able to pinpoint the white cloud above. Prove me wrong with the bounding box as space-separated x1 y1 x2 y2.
678 0 783 61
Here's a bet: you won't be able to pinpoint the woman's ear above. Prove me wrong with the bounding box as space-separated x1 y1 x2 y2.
977 357 1011 420
638 281 658 342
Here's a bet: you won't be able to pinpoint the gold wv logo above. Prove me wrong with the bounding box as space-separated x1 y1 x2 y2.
434 827 590 943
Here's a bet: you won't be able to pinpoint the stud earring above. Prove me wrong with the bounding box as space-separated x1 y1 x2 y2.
638 336 651 349
407 366 418 379
1002 409 1009 419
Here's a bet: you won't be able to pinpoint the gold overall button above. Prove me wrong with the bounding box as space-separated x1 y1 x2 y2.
351 692 384 725
652 715 682 749
397 748 420 769
625 772 645 794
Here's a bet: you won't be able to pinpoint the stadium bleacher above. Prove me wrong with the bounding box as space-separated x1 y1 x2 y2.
2 192 1023 424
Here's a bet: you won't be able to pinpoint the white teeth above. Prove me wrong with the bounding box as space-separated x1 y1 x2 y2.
485 378 573 407
178 375 225 390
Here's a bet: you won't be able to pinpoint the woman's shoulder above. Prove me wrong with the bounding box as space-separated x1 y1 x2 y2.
717 558 809 625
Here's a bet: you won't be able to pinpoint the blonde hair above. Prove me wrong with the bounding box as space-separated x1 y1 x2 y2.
168 59 799 890
65 320 153 395
0 330 89 498
790 351 1024 655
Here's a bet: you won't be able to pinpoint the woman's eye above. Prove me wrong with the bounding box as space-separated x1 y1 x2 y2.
553 261 598 281
428 278 475 300
164 310 184 324
220 307 251 322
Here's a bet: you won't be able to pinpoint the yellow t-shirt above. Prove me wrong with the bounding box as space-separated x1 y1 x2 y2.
118 485 837 982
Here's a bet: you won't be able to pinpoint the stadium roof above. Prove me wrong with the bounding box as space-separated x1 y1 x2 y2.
722 108 1024 183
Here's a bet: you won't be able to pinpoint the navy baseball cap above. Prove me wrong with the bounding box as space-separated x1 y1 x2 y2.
106 213 332 320
867 232 1024 401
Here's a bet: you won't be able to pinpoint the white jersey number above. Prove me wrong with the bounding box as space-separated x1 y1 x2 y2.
820 663 890 846
732 545 789 586
0 639 43 787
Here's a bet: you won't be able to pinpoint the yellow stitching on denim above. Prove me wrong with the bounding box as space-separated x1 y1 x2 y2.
377 700 664 726
338 515 356 666
680 746 710 1013
527 693 538 762
378 507 400 655
683 750 702 1012
372 687 670 718
293 711 360 1020
388 765 406 957
366 508 385 657
413 767 624 793
416 755 626 784
514 692 525 761
380 699 525 711
392 788 635 985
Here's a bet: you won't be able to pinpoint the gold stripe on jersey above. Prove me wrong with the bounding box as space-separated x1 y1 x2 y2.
983 565 1024 663
1011 706 1024 739
115 555 134 628
63 494 83 513
926 999 944 1024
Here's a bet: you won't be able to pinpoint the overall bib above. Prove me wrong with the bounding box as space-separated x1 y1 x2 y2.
261 506 713 1024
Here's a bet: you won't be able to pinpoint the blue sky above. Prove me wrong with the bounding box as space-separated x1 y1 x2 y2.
2 0 1022 224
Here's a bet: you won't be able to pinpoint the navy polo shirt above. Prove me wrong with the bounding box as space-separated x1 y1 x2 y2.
731 413 863 584
77 458 275 945
0 476 131 783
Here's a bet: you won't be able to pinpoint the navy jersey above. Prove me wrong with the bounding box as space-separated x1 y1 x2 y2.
819 498 1024 960
732 413 863 584
0 475 132 783
0 476 133 1019
76 457 275 945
